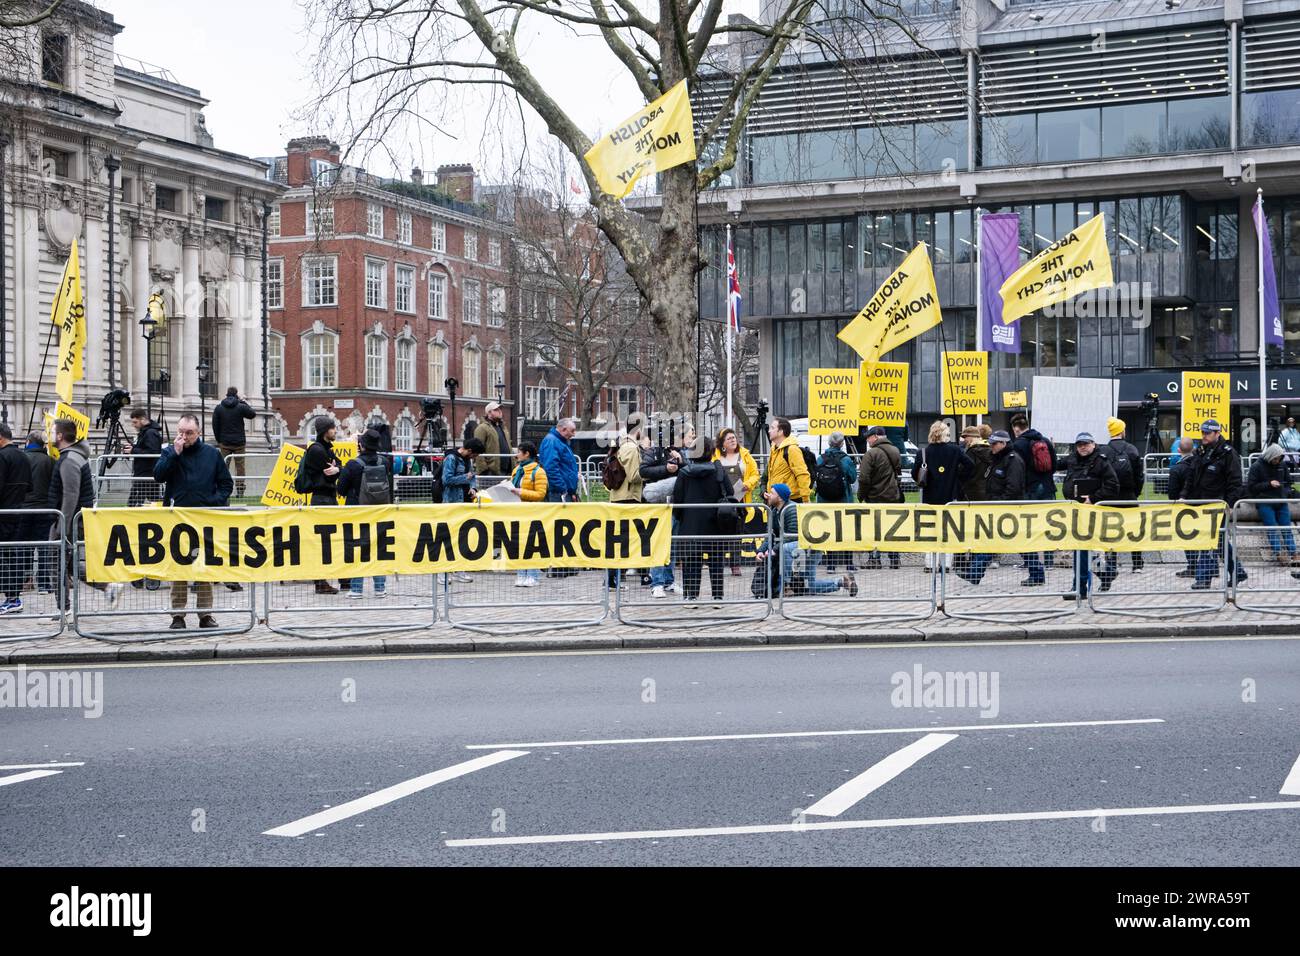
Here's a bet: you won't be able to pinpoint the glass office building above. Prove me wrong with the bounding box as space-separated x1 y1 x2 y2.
685 0 1300 451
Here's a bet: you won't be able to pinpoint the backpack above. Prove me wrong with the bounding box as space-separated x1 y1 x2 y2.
601 445 627 491
782 444 817 498
1029 438 1055 476
357 458 392 505
293 450 313 495
1103 445 1135 496
714 465 742 535
814 450 847 501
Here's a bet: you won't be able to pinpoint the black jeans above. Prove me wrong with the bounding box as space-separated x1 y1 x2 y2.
18 512 56 593
0 516 24 600
680 540 723 601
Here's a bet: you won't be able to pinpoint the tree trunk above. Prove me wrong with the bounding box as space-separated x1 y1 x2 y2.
641 162 700 422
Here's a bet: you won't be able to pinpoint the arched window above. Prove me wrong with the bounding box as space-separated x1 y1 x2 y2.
461 344 481 397
428 340 447 394
395 337 415 392
365 332 387 390
302 329 337 389
394 417 415 450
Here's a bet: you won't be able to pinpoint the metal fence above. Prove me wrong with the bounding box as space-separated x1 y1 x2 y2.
221 452 281 503
89 454 165 508
0 509 66 643
1230 498 1300 617
264 569 439 639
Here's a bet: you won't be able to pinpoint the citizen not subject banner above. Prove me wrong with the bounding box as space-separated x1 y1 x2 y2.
796 502 1224 553
82 504 673 583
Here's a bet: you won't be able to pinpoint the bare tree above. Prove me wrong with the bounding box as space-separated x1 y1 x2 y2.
693 319 759 444
0 0 65 29
304 1 944 414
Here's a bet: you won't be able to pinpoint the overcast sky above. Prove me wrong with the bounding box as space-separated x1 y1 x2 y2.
101 0 759 182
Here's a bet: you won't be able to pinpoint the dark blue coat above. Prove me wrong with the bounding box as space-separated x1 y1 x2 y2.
153 440 233 507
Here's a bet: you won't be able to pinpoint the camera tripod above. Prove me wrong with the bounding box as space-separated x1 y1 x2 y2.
96 411 131 473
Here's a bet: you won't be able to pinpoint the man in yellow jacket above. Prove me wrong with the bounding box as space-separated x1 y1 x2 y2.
766 417 812 503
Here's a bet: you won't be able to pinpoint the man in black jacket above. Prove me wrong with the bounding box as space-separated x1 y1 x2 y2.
1009 414 1059 500
300 416 343 594
1166 438 1198 577
1103 417 1146 573
47 420 94 611
20 432 56 594
1184 419 1245 589
957 431 1037 587
151 414 234 629
212 387 256 498
124 408 163 506
0 423 33 613
1062 432 1120 600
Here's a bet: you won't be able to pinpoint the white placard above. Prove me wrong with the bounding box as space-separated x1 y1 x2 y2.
1029 376 1119 445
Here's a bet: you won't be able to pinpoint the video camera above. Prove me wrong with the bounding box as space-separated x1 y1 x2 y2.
96 387 132 428
1140 392 1160 416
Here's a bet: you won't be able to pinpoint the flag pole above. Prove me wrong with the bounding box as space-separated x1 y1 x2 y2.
1258 188 1268 453
725 223 733 432
974 210 983 427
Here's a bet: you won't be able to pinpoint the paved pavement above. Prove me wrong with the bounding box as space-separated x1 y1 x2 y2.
2 635 1298 866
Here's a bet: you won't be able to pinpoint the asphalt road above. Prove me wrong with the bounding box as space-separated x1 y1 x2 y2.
2 635 1299 866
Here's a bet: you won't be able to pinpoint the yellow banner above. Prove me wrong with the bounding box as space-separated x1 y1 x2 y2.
584 79 696 200
1003 389 1028 408
941 351 988 416
859 361 909 428
53 239 85 403
999 214 1114 324
82 504 673 583
1181 372 1231 439
796 502 1224 554
837 243 943 363
260 442 357 507
807 368 860 435
54 402 89 441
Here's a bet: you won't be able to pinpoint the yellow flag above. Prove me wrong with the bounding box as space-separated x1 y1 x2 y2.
584 79 696 200
147 289 167 327
999 213 1114 324
54 401 90 441
837 243 943 363
53 239 86 403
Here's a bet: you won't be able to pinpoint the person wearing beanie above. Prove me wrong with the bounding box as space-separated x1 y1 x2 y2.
335 427 396 598
1247 443 1298 567
1102 415 1146 573
211 385 256 497
301 416 344 595
756 482 856 598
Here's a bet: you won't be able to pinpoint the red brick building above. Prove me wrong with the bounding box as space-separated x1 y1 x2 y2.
264 137 513 449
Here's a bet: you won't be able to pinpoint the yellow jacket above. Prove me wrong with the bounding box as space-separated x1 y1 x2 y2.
511 460 548 502
767 435 812 502
711 446 760 503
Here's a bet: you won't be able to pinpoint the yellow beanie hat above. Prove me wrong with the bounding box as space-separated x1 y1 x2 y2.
1107 416 1125 438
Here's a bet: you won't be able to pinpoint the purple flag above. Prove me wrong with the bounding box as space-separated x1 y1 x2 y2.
979 213 1021 354
1253 196 1284 348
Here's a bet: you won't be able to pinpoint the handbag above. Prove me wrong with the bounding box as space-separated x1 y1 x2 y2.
915 446 929 489
715 466 742 535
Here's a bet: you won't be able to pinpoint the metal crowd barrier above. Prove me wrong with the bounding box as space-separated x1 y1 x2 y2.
69 508 258 642
1085 499 1228 619
937 500 1080 622
1143 454 1172 495
777 504 938 625
264 572 439 640
0 509 67 643
222 452 281 502
615 503 772 629
90 454 165 507
1229 498 1300 617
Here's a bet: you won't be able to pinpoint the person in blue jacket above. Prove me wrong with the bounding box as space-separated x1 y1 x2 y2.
538 418 579 503
441 438 483 504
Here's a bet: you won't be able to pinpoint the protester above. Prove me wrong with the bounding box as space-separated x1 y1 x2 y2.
335 428 396 598
960 425 992 501
301 416 344 595
441 437 483 504
956 430 1038 587
211 386 256 497
714 427 760 576
538 418 579 504
754 483 856 597
1167 437 1199 578
0 423 32 614
641 439 683 597
1246 444 1297 567
858 425 901 570
1185 419 1245 589
20 432 56 596
766 417 812 503
1009 414 1059 500
913 421 972 572
1102 416 1146 573
123 407 163 506
670 437 733 605
606 429 644 503
504 441 548 588
1062 432 1119 600
47 419 93 611
473 401 512 478
148 414 233 628
815 431 858 571
1280 417 1300 454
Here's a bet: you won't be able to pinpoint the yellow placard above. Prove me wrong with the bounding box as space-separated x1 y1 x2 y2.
837 243 943 364
999 214 1114 324
1003 389 1028 408
1181 372 1231 439
54 401 90 442
82 503 673 583
260 441 357 507
52 239 85 404
796 501 1224 554
941 351 988 416
807 368 860 436
583 79 696 200
43 413 58 460
859 361 909 428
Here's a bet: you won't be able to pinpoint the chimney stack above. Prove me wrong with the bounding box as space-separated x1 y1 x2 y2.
411 167 423 186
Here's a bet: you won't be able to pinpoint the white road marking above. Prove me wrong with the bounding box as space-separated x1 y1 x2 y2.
263 750 528 838
804 733 957 817
0 769 64 787
1281 752 1300 795
464 717 1164 750
446 800 1300 848
0 762 85 771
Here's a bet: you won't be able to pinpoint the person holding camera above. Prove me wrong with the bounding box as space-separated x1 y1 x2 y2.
1247 444 1297 567
212 387 256 498
123 408 163 507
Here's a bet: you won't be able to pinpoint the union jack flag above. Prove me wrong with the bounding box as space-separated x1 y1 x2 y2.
726 232 742 331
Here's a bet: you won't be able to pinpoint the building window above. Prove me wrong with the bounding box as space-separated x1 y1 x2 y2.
488 286 506 328
148 303 173 397
365 333 387 389
432 220 446 252
395 337 415 391
394 417 415 450
268 205 280 238
367 202 384 237
462 279 481 324
429 341 448 393
41 146 71 179
465 231 478 261
266 258 283 310
204 197 228 222
268 333 284 389
428 273 446 320
526 386 559 420
395 264 415 313
615 386 639 422
462 346 481 396
303 257 337 306
41 33 68 86
311 158 337 187
487 350 505 397
308 200 334 237
305 332 338 388
365 258 387 309
488 237 502 266
398 212 412 245
155 186 179 213
200 288 221 400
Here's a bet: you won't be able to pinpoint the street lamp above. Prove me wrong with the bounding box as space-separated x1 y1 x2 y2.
140 312 157 420
197 358 210 441
444 377 459 447
494 377 505 438
104 154 121 387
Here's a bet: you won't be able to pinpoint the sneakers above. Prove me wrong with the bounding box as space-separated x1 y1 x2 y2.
169 616 186 629
515 578 538 588
347 590 363 599
1020 578 1045 587
452 572 472 584
840 574 859 597
0 597 22 615
198 614 218 629
651 585 668 599
1175 569 1196 578
1191 580 1213 590
225 583 244 592
374 588 387 598
106 584 124 609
